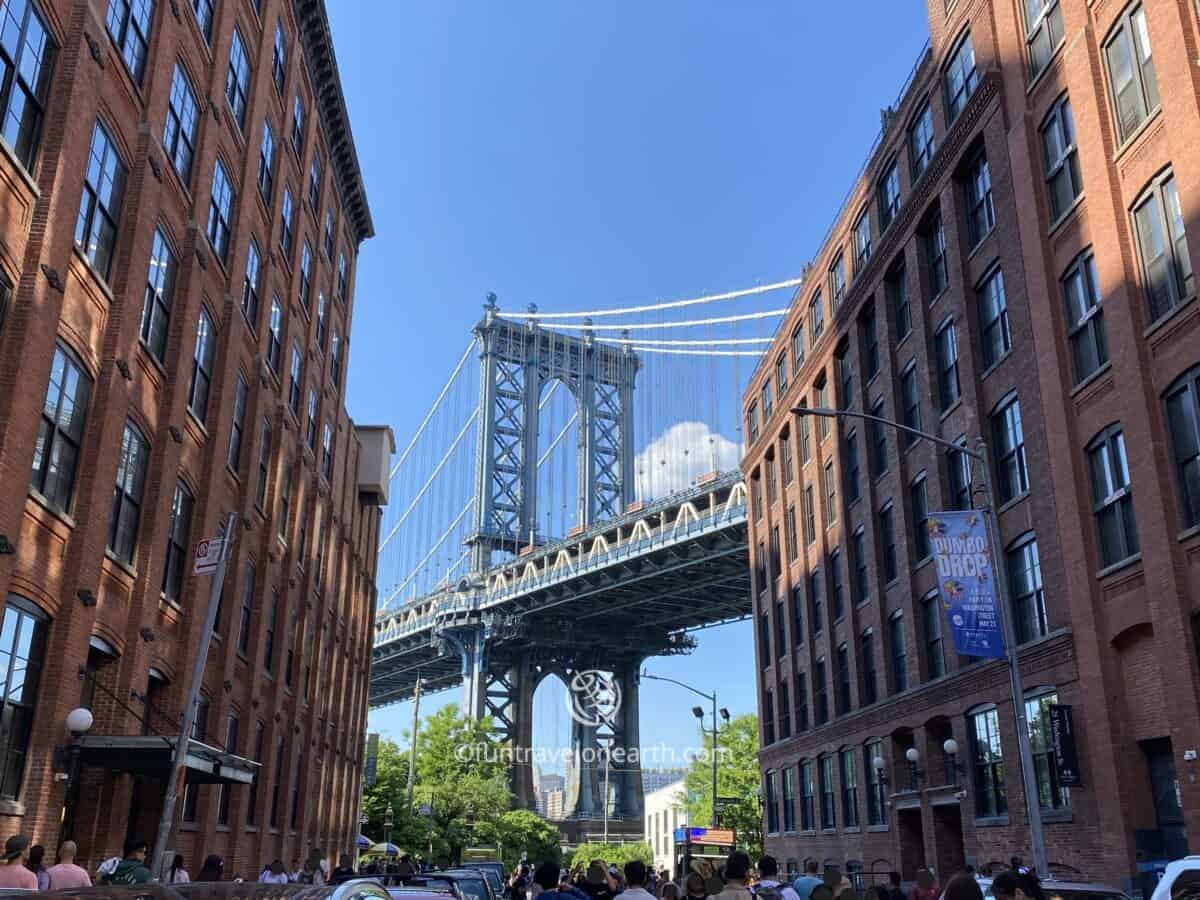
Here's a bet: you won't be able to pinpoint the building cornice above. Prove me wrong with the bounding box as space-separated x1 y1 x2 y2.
294 0 375 245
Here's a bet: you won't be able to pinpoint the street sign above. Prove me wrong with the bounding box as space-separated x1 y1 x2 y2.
192 538 225 575
1048 704 1082 787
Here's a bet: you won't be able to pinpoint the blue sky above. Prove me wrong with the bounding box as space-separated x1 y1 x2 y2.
330 2 930 764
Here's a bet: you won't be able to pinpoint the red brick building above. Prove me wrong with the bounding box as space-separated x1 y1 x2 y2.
0 0 389 877
742 0 1200 890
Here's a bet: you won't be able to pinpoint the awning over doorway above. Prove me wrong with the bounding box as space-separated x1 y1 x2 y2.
76 734 260 785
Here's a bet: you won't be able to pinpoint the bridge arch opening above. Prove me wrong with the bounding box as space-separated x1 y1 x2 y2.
531 671 573 820
535 377 582 542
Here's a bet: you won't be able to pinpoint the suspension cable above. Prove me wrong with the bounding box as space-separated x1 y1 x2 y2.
497 277 803 319
597 336 773 346
629 347 765 357
538 412 579 468
511 309 788 331
379 499 475 607
389 340 474 480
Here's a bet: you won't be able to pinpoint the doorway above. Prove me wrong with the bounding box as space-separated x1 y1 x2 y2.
932 804 966 880
897 808 926 880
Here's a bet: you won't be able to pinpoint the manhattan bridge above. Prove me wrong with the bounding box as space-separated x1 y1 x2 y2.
369 281 800 839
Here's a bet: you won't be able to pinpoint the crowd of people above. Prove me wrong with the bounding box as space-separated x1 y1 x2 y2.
508 851 1041 900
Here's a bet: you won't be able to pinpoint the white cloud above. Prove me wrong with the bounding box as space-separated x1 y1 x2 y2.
634 421 741 499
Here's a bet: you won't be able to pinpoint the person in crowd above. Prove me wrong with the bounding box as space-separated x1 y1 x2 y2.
399 854 415 878
289 858 304 882
0 836 37 890
662 884 682 900
909 869 938 900
46 840 92 890
301 848 327 885
99 839 153 885
511 863 533 900
26 844 48 891
534 861 589 900
871 886 890 900
991 871 1044 900
792 861 823 900
167 854 190 885
647 866 659 897
754 856 800 900
941 875 984 900
262 860 291 884
835 877 856 900
710 852 754 900
685 873 709 900
196 855 226 882
622 861 657 900
582 861 617 900
885 872 904 900
330 853 358 884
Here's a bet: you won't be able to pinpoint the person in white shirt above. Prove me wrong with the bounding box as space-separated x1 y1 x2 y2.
167 855 190 885
754 856 801 900
622 861 657 900
261 860 290 884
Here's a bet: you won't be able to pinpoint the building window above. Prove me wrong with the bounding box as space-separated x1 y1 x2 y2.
299 241 313 310
164 64 199 184
889 611 907 693
31 345 92 512
792 323 805 369
307 388 319 451
800 760 815 831
317 293 328 348
1026 691 1070 810
792 585 804 645
911 475 931 561
810 293 824 340
835 643 851 716
810 568 823 637
217 714 239 824
944 31 978 121
330 330 343 388
1008 534 1048 643
819 755 836 830
796 671 809 732
267 297 283 374
860 308 879 380
226 27 251 129
992 396 1029 502
207 159 234 261
108 422 149 565
909 101 934 179
0 1 52 171
830 547 844 621
1061 251 1107 384
878 161 900 231
188 308 215 421
75 122 127 281
1133 171 1192 322
264 588 279 673
852 528 869 604
256 418 272 509
291 94 305 155
932 318 961 411
781 432 794 485
321 422 334 480
162 481 193 604
1104 4 1159 143
762 379 774 421
784 505 798 562
779 681 791 739
798 408 810 463
1087 425 1139 567
269 736 286 829
338 253 349 303
869 399 888 478
924 210 948 297
289 750 304 829
770 526 782 581
802 484 816 545
948 439 973 510
228 375 248 473
840 748 859 828
922 591 945 680
106 0 153 83
823 461 837 527
1024 0 1064 78
840 348 854 409
866 739 887 825
861 629 877 705
242 238 261 327
854 211 872 271
879 503 897 584
247 721 265 824
814 657 828 726
965 151 995 246
969 707 1006 818
758 610 770 659
763 689 775 746
782 766 796 832
280 188 295 258
324 209 335 259
748 404 760 445
887 262 910 339
190 0 214 40
257 120 276 202
310 153 323 210
830 255 846 308
272 19 288 94
775 602 787 660
0 597 47 800
900 362 920 446
139 229 177 364
843 431 861 505
1165 367 1200 529
978 268 1012 369
1040 96 1081 221
766 457 778 502
236 563 255 656
816 383 831 439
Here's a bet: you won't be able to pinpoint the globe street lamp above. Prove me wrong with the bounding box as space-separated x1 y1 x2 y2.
58 707 94 843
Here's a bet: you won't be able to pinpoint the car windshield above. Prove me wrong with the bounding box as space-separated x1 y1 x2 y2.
450 879 487 900
1172 873 1200 900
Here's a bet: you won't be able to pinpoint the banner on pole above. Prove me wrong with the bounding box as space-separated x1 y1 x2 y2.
929 510 1006 659
364 733 380 788
1048 704 1081 787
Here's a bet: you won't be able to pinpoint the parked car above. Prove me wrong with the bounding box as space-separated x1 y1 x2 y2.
435 869 495 900
453 866 503 900
0 879 393 900
1150 855 1200 900
980 876 1131 900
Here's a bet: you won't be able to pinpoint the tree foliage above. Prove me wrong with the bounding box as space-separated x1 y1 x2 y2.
476 809 562 869
564 841 654 872
683 713 762 858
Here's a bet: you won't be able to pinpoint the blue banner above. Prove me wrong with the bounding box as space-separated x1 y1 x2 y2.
929 511 1006 659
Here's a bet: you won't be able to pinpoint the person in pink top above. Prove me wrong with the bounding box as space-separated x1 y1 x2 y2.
46 840 93 890
0 835 39 890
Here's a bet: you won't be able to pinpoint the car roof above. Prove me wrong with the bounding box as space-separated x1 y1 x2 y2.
980 878 1129 895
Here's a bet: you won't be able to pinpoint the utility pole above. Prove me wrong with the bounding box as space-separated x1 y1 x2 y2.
406 676 423 815
152 511 237 877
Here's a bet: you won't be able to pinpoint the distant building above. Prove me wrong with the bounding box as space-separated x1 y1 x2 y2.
544 789 566 821
643 780 687 874
540 773 566 793
642 768 688 795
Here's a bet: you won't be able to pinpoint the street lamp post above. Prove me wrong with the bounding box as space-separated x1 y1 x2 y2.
640 671 728 826
384 803 394 850
792 405 1048 876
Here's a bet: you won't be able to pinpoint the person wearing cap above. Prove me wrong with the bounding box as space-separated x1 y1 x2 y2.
0 836 37 889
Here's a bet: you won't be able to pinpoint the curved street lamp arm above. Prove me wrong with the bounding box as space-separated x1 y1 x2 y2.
793 406 984 462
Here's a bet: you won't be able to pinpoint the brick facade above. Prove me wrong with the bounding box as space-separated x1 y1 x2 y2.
742 0 1200 890
0 0 380 878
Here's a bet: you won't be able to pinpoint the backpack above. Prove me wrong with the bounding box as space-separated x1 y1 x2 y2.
755 884 785 900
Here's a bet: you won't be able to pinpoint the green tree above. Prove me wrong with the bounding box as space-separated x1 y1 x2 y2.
360 736 431 853
476 809 561 869
566 842 654 871
683 713 762 858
